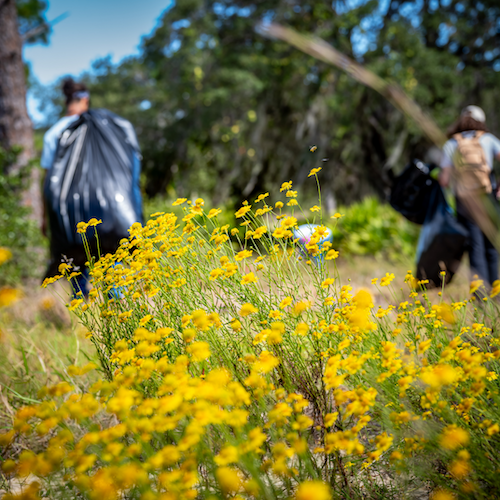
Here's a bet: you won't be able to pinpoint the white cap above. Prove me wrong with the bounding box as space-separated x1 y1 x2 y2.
461 105 486 123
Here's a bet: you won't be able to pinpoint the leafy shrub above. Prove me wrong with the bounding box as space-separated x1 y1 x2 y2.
0 147 45 286
331 197 419 261
2 177 500 499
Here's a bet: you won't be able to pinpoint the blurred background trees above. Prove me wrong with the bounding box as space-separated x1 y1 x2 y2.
31 0 500 211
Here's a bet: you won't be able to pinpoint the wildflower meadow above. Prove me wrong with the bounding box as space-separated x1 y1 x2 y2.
2 172 500 500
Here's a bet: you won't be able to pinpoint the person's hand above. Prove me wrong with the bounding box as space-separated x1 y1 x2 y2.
438 167 451 188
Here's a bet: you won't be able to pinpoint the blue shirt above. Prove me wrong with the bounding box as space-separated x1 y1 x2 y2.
440 131 500 171
41 115 79 170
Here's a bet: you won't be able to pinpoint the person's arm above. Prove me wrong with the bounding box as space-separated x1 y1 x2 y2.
490 137 500 198
439 166 452 188
41 170 48 237
40 132 55 237
132 152 144 224
438 140 454 188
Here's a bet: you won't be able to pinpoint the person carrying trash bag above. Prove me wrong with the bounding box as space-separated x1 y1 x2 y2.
41 78 144 297
439 105 500 290
389 157 467 288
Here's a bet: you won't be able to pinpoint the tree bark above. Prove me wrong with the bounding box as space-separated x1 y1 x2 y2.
0 0 41 223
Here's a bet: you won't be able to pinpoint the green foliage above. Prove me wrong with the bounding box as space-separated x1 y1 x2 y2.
75 0 500 209
31 0 498 210
332 197 419 261
17 0 49 45
0 147 45 286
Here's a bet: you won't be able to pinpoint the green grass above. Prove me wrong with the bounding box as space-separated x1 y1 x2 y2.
0 283 97 414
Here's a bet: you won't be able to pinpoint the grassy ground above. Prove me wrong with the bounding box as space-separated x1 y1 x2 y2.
0 282 97 415
337 254 471 305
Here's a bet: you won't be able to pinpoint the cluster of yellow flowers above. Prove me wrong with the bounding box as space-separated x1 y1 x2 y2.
0 247 22 309
5 179 500 499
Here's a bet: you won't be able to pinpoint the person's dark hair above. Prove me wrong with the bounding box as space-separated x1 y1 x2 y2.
447 115 488 138
61 78 89 106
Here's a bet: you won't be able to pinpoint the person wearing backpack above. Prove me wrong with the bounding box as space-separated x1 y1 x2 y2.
439 105 500 288
41 78 143 297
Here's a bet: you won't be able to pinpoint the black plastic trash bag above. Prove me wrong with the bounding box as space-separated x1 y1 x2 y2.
416 185 467 287
44 109 143 277
390 159 439 225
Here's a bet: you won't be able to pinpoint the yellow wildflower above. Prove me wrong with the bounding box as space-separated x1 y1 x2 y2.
421 364 458 388
352 289 372 308
430 490 456 500
436 303 455 324
255 192 269 202
295 322 309 336
470 279 484 294
295 480 331 500
439 425 469 450
76 221 88 233
279 296 293 309
214 446 239 466
380 273 395 286
491 280 500 298
240 303 258 317
325 249 339 260
280 181 292 192
172 198 187 206
293 300 311 315
235 205 252 218
210 268 224 280
281 216 297 229
0 287 22 308
252 226 267 239
321 278 335 288
0 248 12 266
216 467 241 494
235 249 253 261
272 227 291 239
308 167 322 177
253 350 280 373
186 341 211 362
241 272 258 285
207 208 222 218
230 319 242 331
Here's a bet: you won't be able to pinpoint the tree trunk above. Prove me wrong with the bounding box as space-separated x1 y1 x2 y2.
0 0 41 223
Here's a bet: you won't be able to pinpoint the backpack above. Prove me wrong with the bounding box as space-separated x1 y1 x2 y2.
452 131 492 197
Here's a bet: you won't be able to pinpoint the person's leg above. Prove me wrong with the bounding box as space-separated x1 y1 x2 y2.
70 267 89 299
484 234 499 286
108 262 125 300
461 217 489 284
